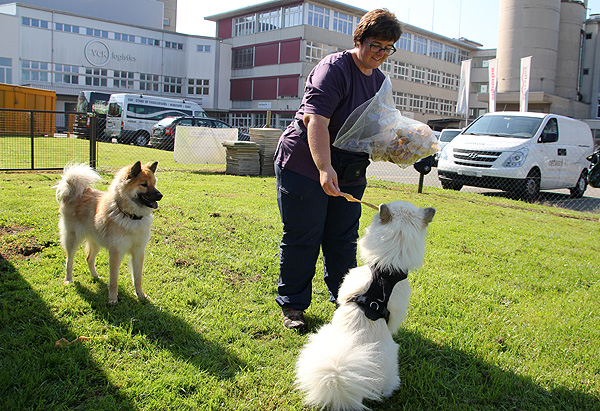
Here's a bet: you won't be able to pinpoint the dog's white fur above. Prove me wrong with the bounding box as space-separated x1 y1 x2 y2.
295 200 435 410
55 162 161 304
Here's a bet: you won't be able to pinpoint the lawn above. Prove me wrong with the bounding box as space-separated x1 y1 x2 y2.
0 166 599 410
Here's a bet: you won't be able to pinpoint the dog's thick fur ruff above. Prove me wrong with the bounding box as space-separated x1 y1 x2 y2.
295 201 435 410
55 161 162 304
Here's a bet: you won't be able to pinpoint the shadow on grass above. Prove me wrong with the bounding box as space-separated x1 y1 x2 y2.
0 258 135 410
368 329 600 410
481 190 600 213
74 279 245 379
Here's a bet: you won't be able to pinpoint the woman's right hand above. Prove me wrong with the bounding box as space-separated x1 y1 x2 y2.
319 164 342 197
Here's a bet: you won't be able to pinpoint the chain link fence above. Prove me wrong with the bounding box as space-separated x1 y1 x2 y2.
1 109 599 214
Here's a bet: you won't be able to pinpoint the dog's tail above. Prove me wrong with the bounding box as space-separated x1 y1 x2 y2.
54 163 102 203
295 325 387 411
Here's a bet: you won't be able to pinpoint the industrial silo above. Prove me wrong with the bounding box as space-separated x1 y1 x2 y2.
555 0 586 100
497 0 561 94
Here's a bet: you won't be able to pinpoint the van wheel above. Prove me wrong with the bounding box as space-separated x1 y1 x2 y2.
440 179 463 191
135 132 150 147
520 170 540 203
569 169 588 198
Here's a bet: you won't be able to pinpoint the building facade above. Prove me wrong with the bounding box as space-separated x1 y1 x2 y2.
1 0 599 141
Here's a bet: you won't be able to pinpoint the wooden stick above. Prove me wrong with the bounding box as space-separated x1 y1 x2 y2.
339 192 379 210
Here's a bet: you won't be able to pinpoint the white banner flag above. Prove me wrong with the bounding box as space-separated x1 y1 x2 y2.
456 59 471 116
520 56 532 112
488 58 498 113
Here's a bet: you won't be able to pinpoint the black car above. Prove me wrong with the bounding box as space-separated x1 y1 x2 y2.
149 116 249 150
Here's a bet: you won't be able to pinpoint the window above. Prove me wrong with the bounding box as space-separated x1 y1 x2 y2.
430 41 443 59
425 96 438 114
230 113 252 129
113 70 134 89
399 33 411 51
308 4 329 29
427 70 441 87
234 14 255 36
379 60 392 76
197 45 211 52
410 94 424 111
22 17 50 29
306 41 327 63
393 91 409 111
332 11 353 35
85 68 107 87
140 73 160 92
188 78 210 95
55 64 79 84
258 10 281 32
165 41 183 50
444 46 458 64
164 76 183 94
414 35 427 55
284 5 303 27
141 37 159 46
254 113 268 127
21 60 50 82
393 61 409 81
0 57 12 84
411 66 426 84
232 47 254 69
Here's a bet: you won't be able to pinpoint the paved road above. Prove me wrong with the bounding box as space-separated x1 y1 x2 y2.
367 161 600 214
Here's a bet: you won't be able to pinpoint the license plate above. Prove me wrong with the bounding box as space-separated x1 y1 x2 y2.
458 169 482 177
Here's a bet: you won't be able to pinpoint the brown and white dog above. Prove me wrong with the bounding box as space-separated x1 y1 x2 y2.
55 161 162 304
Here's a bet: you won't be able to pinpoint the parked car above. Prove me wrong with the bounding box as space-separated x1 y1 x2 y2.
149 116 249 150
437 112 594 201
434 128 463 166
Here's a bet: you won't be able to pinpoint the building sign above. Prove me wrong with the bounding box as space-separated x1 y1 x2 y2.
84 40 137 67
258 102 272 109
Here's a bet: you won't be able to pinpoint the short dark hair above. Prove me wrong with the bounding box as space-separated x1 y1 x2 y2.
353 9 402 45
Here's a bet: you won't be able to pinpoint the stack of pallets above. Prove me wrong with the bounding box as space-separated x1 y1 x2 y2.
249 128 281 176
222 141 261 176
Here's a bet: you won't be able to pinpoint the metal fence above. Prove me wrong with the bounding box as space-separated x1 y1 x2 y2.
1 108 599 215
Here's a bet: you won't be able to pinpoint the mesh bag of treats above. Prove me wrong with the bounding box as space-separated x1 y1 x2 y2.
333 76 438 167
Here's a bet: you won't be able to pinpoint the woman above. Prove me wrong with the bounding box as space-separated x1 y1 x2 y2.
275 9 402 331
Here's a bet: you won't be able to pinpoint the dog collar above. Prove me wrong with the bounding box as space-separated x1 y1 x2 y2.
348 264 408 322
117 206 143 220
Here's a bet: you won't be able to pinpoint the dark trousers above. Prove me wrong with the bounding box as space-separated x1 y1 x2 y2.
275 164 366 310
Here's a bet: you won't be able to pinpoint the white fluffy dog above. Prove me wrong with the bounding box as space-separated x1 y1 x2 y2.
295 201 435 410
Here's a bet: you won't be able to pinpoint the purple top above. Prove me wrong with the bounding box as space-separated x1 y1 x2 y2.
275 50 385 183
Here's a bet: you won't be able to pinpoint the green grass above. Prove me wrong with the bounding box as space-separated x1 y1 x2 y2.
0 168 599 410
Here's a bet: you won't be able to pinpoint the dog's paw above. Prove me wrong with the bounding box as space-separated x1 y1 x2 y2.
136 292 149 302
64 279 74 285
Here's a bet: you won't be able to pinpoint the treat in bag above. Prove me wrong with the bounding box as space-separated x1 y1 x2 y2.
333 76 438 167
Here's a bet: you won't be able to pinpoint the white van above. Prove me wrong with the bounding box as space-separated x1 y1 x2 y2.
437 112 594 201
106 94 206 146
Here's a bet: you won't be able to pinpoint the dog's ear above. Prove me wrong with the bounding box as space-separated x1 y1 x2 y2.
423 207 436 225
379 204 393 224
147 161 158 173
129 161 142 179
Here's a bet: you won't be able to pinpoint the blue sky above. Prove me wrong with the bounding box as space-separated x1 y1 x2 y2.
177 0 600 49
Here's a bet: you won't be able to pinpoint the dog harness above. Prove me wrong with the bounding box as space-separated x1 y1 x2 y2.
348 264 407 322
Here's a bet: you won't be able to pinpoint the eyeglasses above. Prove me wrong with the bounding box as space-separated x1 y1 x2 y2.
364 39 397 56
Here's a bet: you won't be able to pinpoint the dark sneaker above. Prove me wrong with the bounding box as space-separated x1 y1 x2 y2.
282 307 307 332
